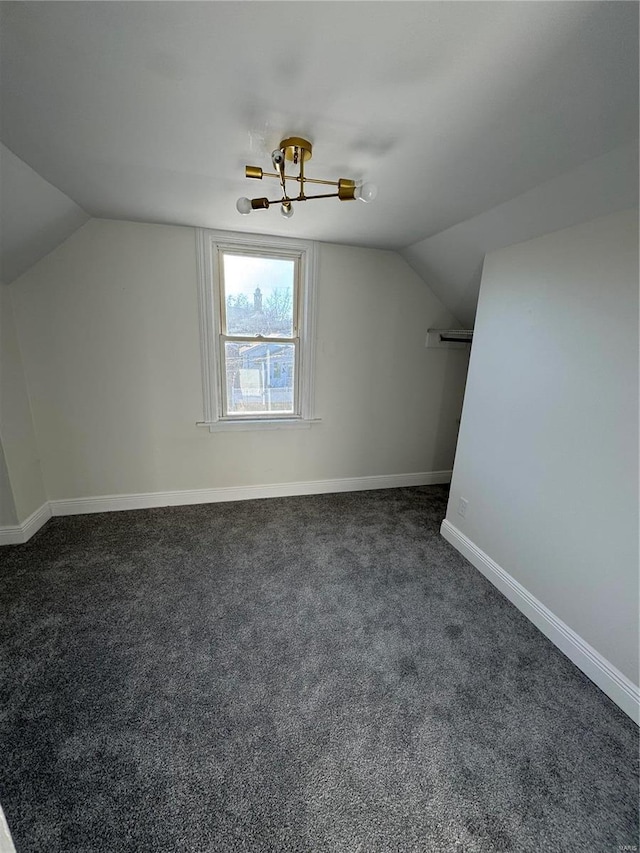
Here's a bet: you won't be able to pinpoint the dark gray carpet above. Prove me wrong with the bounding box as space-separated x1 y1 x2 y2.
0 486 637 852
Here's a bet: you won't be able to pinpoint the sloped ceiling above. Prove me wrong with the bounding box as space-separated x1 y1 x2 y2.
0 143 88 284
401 140 639 328
0 1 637 312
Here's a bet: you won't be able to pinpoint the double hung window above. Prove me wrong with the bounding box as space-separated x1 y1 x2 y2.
196 230 317 430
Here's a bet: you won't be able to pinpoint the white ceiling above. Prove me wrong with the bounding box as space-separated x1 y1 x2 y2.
1 1 637 252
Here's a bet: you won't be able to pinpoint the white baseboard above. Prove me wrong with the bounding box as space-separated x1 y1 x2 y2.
0 472 450 544
47 470 452 517
0 503 52 546
0 803 16 853
441 519 640 725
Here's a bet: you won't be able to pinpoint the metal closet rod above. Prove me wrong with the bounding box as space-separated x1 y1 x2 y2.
429 329 474 344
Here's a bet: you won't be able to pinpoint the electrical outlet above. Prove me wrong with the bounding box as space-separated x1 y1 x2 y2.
457 498 468 518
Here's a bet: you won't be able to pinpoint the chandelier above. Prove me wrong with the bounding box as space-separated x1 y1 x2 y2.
236 136 377 219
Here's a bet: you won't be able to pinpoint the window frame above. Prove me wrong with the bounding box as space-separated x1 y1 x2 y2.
196 229 318 432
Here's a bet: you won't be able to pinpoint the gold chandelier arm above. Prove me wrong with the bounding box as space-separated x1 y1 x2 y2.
273 157 289 200
300 192 341 201
298 152 306 199
261 172 340 187
302 176 339 187
278 172 289 201
263 191 341 205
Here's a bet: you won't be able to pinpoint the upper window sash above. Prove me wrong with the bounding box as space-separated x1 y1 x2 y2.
217 248 301 340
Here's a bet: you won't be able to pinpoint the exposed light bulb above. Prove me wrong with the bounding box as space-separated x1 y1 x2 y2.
354 182 378 203
280 202 294 219
236 197 252 215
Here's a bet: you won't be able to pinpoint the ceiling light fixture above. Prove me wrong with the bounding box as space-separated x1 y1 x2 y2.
236 136 377 219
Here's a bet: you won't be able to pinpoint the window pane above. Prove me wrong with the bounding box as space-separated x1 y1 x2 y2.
223 254 295 337
224 342 295 415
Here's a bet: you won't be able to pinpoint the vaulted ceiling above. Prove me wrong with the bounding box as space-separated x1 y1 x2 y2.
1 2 638 319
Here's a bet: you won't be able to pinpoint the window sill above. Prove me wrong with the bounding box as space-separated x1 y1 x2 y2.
196 418 322 433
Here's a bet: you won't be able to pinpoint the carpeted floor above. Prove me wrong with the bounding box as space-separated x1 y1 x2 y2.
0 485 637 852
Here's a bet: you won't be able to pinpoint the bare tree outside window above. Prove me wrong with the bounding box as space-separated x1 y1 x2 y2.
226 287 293 338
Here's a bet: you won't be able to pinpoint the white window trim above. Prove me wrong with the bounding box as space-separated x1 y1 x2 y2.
195 228 319 432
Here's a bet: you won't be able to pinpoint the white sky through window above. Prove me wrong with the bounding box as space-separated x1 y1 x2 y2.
223 254 294 303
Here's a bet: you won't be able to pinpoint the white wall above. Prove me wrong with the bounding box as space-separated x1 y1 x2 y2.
0 284 46 522
11 218 469 501
0 441 17 526
445 209 639 686
0 143 89 284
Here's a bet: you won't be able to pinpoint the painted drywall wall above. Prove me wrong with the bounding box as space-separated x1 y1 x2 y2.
11 218 468 501
0 440 18 526
0 143 89 285
401 140 639 328
0 284 46 522
446 209 639 684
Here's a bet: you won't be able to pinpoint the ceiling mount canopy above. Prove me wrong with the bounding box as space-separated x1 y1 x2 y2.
236 136 378 219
